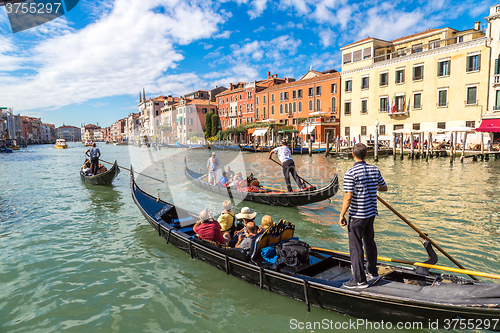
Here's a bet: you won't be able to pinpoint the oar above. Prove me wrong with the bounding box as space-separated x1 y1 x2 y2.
269 157 313 187
100 159 166 183
311 247 500 281
377 195 479 281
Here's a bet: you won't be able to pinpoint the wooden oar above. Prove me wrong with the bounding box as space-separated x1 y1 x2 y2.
100 159 166 183
377 195 479 281
311 247 500 281
269 157 313 187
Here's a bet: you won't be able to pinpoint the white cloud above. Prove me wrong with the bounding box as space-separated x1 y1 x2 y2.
318 28 334 47
248 0 268 19
0 0 225 111
215 30 233 39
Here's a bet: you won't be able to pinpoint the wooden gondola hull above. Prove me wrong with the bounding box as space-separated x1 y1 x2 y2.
184 165 339 207
80 160 120 185
131 176 500 329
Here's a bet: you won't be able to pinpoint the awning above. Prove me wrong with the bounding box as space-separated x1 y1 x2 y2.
446 126 475 132
262 119 276 123
475 118 500 132
252 128 268 137
176 116 182 123
300 125 317 135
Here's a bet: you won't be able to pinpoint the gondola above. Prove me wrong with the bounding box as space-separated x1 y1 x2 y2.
329 148 392 158
184 162 338 207
131 173 500 329
80 160 120 185
210 144 241 151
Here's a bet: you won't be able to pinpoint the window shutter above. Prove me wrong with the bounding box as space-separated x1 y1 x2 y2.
496 59 499 75
477 54 481 71
353 50 362 62
343 53 352 64
496 90 500 107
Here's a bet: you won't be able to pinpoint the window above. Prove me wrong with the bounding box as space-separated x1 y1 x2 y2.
363 47 371 59
343 53 352 64
397 48 407 57
344 101 351 115
413 123 420 131
292 90 296 99
256 97 259 105
437 122 446 129
263 107 266 119
361 126 367 135
280 105 283 114
293 118 298 125
413 92 422 109
380 72 388 87
379 97 388 112
361 99 368 114
280 92 283 101
395 69 405 84
395 95 405 112
353 50 362 62
457 36 464 43
316 99 321 111
379 125 386 135
345 127 350 137
413 65 423 81
438 60 450 77
466 54 481 72
271 105 275 115
361 76 369 89
316 86 321 96
298 89 302 98
271 94 275 103
298 101 302 112
188 118 193 125
250 103 253 111
345 80 352 92
430 39 441 49
263 95 266 103
466 86 477 105
293 102 296 113
438 89 448 107
331 83 337 94
284 92 289 100
239 105 242 113
466 121 475 128
256 107 259 118
412 44 423 53
308 87 314 97
393 124 404 131
496 90 500 110
331 97 336 112
309 100 313 111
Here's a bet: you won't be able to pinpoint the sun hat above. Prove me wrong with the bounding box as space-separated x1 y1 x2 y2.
236 207 257 220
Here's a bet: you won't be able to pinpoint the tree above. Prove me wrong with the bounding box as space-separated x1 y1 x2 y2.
205 111 213 138
211 114 219 137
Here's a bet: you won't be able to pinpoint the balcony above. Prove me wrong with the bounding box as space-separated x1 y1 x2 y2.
493 75 500 87
387 109 409 116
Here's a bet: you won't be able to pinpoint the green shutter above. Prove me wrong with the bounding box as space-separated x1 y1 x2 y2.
496 59 499 75
477 54 481 71
439 90 447 106
414 94 421 108
496 90 500 109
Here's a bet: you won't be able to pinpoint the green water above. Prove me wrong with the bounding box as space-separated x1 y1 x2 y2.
1 144 499 332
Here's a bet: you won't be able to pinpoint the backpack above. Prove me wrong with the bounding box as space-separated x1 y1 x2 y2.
275 239 310 267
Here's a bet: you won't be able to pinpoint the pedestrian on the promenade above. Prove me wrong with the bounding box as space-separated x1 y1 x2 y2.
207 152 220 185
269 140 303 192
85 143 101 175
339 143 388 289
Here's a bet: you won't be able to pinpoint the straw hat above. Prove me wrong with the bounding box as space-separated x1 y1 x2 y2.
261 215 275 230
236 207 257 220
212 152 216 156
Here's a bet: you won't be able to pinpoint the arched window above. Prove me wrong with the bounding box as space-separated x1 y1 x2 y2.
299 102 302 112
309 100 313 111
271 105 275 115
289 103 292 113
239 105 242 113
263 107 266 119
285 104 288 113
250 103 253 111
293 102 296 113
230 96 233 102
331 97 337 112
240 94 242 100
280 105 283 114
316 99 321 111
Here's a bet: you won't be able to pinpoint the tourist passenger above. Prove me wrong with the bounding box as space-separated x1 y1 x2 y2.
236 221 258 251
339 143 388 289
218 200 236 243
219 171 229 186
261 215 275 231
225 166 235 183
228 207 257 247
82 159 91 175
207 152 219 185
229 171 243 187
269 140 303 192
85 143 101 176
194 209 226 244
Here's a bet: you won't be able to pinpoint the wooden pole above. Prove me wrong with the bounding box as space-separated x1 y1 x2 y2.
270 157 312 187
308 136 312 156
377 195 479 280
461 132 468 162
450 134 454 164
400 133 404 160
393 132 397 159
410 132 414 159
481 132 484 154
325 133 330 157
426 132 431 162
454 131 458 160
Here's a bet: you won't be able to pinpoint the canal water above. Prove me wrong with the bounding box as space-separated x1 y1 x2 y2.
1 143 499 333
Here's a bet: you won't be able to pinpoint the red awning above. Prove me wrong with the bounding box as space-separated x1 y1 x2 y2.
476 118 500 132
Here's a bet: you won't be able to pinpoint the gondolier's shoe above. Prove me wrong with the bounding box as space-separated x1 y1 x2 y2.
366 272 379 281
343 279 369 289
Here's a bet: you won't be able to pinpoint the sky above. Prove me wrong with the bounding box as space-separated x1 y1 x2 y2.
0 0 494 128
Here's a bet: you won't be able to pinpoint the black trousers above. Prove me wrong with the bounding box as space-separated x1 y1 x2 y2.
90 157 99 175
348 215 378 283
282 159 303 192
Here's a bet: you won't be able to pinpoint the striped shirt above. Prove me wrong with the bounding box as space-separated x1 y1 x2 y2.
343 161 386 218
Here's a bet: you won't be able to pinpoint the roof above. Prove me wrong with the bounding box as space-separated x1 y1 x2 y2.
341 37 379 49
390 28 444 43
256 71 340 94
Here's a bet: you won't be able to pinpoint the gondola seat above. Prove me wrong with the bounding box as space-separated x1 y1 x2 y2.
249 222 295 261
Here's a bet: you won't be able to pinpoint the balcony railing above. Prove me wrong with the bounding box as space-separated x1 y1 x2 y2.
493 75 500 85
387 109 409 116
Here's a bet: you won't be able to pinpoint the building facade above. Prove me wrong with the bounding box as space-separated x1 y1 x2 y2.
484 4 500 142
174 98 216 143
81 124 103 142
340 23 488 143
41 123 56 143
56 125 81 142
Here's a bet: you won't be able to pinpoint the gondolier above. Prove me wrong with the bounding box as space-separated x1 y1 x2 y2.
339 143 387 289
207 152 220 185
85 143 101 176
269 140 304 192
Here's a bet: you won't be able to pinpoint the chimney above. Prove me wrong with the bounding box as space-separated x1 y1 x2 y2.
275 73 278 78
285 77 288 83
475 21 481 30
267 71 271 78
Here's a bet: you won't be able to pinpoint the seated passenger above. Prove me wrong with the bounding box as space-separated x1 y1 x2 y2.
82 159 91 174
97 164 107 173
228 207 257 247
225 166 235 183
236 221 258 251
229 171 243 187
217 200 235 243
218 171 229 186
194 210 226 244
260 215 275 232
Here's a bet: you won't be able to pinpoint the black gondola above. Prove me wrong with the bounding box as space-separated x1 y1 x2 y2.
80 160 120 185
184 162 338 207
131 173 500 329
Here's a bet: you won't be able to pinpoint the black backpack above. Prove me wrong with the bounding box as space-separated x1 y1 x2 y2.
276 239 310 267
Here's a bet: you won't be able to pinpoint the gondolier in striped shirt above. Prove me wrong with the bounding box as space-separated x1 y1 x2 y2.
339 143 387 289
269 140 304 192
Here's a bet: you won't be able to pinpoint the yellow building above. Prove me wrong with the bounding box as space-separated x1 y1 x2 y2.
340 22 488 143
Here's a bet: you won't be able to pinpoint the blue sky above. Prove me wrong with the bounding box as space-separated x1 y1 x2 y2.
0 0 493 127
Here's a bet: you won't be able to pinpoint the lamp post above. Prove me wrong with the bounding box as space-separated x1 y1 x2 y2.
374 120 379 162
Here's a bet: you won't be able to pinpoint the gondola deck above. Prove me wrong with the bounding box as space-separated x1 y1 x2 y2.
131 171 500 329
